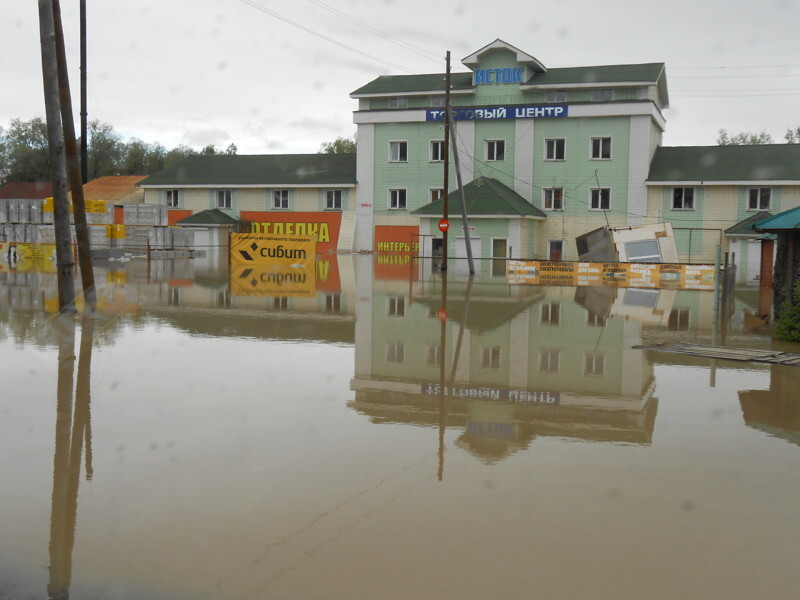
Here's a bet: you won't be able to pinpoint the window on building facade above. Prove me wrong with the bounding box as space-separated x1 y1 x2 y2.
273 189 288 209
672 187 694 210
591 88 614 101
387 295 405 317
545 90 566 102
748 187 771 210
587 310 606 327
273 297 288 311
590 188 611 210
541 302 561 325
426 344 441 367
591 137 612 159
166 189 180 208
539 349 560 373
217 189 232 209
388 97 408 109
668 308 690 331
543 188 564 211
545 138 565 160
389 141 408 162
325 293 342 313
386 341 405 363
430 95 445 107
430 140 445 162
389 188 407 210
486 140 505 161
584 352 605 376
430 188 444 203
326 189 342 210
481 346 501 369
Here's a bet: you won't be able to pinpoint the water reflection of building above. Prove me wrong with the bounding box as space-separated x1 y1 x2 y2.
351 257 659 464
740 366 800 446
0 255 357 346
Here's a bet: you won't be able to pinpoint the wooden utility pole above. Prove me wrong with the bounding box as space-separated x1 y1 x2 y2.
80 0 88 184
53 0 96 307
441 51 451 271
39 0 76 312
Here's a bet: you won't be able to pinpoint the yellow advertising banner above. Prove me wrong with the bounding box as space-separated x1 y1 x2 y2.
507 260 716 291
230 233 317 269
0 242 57 273
43 198 107 213
230 263 316 297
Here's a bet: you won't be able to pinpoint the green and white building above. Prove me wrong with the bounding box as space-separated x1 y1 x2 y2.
351 38 669 261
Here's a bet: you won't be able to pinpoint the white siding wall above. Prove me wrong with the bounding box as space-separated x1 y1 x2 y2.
355 123 375 251
627 115 652 226
514 119 534 201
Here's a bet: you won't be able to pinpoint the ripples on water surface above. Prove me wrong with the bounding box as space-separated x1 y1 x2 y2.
1 255 799 599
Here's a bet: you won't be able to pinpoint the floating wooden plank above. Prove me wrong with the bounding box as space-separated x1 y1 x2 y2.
638 342 800 366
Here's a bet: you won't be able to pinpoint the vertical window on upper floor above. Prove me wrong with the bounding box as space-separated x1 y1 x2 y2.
545 138 565 160
591 88 614 101
166 189 180 208
584 352 605 377
590 188 611 211
545 90 566 102
541 302 561 325
388 97 408 109
389 141 408 162
273 189 289 209
217 189 232 209
748 187 771 210
386 341 405 363
672 187 695 210
326 189 342 210
429 188 444 203
426 343 441 367
389 188 407 210
481 346 501 369
430 140 445 162
591 137 612 160
430 95 445 107
539 349 560 373
543 188 564 211
486 140 505 161
387 295 405 317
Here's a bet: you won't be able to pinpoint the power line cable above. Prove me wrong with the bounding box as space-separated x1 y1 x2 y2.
237 0 420 74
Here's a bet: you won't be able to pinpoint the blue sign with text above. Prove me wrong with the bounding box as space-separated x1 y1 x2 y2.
426 105 568 122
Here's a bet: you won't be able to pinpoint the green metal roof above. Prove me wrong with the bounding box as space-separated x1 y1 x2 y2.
725 211 773 237
412 177 546 218
176 208 240 226
139 154 357 187
751 206 800 232
351 63 665 96
648 145 800 182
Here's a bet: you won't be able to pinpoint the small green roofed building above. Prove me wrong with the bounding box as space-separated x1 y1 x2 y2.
139 154 357 253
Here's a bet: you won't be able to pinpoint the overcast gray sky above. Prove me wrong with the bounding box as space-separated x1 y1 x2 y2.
4 0 799 154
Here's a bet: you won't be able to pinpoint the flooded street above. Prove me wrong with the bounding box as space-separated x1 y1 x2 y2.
2 254 800 600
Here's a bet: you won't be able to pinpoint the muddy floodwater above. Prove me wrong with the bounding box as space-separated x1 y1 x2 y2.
2 254 799 600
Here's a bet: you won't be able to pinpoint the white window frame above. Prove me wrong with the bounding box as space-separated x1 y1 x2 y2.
386 341 405 363
672 187 695 210
326 189 342 210
591 88 614 102
216 189 232 209
387 295 405 317
748 187 771 210
429 188 444 204
541 302 561 325
325 293 342 313
481 346 501 369
388 97 408 109
591 137 612 160
486 140 506 161
545 138 565 161
273 189 289 209
389 188 407 210
430 140 445 162
539 349 560 373
543 188 564 211
545 90 566 102
165 189 180 208
430 95 445 108
426 343 441 367
389 140 408 163
590 188 611 211
584 352 605 377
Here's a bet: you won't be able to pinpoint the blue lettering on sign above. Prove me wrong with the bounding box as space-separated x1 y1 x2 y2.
474 67 524 85
426 105 568 122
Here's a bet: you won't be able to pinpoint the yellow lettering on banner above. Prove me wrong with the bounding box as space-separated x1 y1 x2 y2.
317 260 329 281
308 223 319 240
296 223 306 236
273 223 284 235
285 222 294 235
319 223 329 243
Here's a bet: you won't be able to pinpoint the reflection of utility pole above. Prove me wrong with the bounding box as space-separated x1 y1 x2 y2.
450 275 475 384
441 52 450 271
48 314 95 599
437 270 448 481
